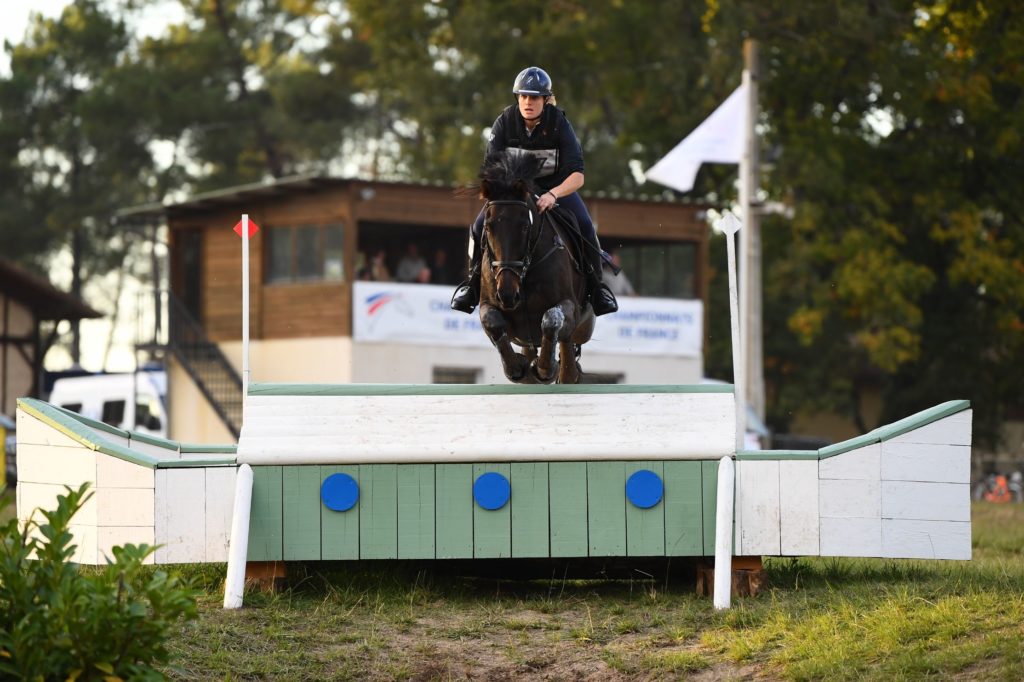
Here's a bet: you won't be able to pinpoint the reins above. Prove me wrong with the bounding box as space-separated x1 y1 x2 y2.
483 198 564 286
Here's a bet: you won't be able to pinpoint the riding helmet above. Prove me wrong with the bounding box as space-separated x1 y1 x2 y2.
512 67 552 97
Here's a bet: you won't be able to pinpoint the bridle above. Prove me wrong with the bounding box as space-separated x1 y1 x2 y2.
482 197 563 287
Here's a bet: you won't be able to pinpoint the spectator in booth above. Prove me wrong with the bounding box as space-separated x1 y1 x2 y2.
604 250 635 297
368 249 391 281
430 248 455 284
395 243 428 283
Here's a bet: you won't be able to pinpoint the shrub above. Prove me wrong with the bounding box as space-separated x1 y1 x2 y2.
0 482 198 680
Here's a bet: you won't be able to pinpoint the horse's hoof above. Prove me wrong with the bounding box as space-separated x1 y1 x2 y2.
530 360 558 384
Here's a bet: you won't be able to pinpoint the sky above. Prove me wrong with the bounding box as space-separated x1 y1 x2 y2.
0 1 69 75
0 1 185 76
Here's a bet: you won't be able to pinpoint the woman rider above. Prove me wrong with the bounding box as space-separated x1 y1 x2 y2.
450 66 619 316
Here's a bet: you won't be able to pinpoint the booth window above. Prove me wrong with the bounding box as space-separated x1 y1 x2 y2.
433 367 480 384
616 242 696 299
267 223 344 283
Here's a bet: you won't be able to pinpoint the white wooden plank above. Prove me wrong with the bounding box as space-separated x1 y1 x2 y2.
15 443 96 487
887 411 972 446
154 469 169 564
881 443 970 483
16 409 85 448
238 393 736 463
881 481 970 522
780 460 819 555
97 527 157 565
819 478 880 519
736 460 781 555
18 481 98 526
204 467 237 562
155 468 206 563
68 524 99 565
96 488 155 527
820 517 881 557
881 519 971 560
818 443 880 480
96 453 155 489
127 437 179 460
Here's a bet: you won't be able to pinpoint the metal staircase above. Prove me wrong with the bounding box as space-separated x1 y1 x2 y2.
136 290 242 438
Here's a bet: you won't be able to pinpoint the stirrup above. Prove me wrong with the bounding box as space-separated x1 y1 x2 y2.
450 281 478 313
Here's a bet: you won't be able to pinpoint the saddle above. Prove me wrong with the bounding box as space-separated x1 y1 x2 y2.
544 205 621 276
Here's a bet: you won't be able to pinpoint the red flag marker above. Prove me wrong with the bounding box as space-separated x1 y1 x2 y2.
233 219 260 238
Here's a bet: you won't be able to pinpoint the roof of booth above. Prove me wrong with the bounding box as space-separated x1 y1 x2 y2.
247 382 735 397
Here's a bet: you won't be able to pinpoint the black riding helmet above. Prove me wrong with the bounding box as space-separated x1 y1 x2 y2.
512 66 552 97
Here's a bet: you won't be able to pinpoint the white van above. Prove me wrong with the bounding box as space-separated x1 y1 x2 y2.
48 371 168 438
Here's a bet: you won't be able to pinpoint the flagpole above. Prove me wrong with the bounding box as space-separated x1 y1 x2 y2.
740 39 765 431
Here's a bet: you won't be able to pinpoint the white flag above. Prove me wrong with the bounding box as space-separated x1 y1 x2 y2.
644 82 748 193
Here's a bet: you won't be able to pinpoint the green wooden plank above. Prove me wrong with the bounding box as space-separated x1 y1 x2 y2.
625 461 665 557
249 383 733 397
282 466 321 560
473 463 511 558
247 466 283 561
701 460 718 556
321 465 360 560
435 464 473 558
511 462 549 558
359 464 398 559
549 462 588 557
587 461 626 557
398 464 435 559
664 461 703 556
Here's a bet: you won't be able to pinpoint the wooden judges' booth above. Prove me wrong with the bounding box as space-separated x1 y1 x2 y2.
124 175 710 443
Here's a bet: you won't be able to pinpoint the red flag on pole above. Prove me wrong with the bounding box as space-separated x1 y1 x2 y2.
233 219 260 238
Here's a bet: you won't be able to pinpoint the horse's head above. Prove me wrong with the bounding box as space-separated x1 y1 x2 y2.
478 152 544 311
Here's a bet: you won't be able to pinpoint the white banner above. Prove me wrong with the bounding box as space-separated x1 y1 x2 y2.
353 282 702 357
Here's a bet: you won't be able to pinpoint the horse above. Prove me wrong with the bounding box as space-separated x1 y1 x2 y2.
474 152 595 384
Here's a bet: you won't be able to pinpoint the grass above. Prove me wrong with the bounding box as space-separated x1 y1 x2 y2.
3 490 1022 680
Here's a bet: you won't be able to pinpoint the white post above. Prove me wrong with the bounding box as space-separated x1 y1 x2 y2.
241 214 251 414
713 456 735 609
223 463 254 609
720 212 745 452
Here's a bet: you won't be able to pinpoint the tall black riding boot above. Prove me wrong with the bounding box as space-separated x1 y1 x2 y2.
450 237 483 313
585 236 618 316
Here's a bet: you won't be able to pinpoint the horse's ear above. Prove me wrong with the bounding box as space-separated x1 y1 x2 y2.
479 179 491 199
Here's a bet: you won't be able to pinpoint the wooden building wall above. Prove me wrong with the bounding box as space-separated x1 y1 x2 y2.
168 180 706 343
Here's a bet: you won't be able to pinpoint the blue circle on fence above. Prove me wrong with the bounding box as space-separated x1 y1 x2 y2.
626 470 663 509
473 472 511 510
321 473 359 512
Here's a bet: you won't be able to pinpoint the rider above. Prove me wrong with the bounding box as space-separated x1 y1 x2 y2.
450 66 619 316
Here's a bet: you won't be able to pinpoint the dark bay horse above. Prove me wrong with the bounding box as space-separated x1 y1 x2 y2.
475 152 595 383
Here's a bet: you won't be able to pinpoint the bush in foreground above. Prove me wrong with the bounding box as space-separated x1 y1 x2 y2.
0 483 198 680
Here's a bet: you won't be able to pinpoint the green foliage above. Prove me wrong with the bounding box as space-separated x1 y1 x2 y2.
0 483 198 680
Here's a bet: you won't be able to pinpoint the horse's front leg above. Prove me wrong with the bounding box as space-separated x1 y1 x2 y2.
480 303 531 383
532 301 575 383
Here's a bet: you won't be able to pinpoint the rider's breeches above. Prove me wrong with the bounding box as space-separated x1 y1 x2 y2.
471 192 597 242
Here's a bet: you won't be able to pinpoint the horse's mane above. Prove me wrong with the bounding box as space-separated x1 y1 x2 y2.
477 151 543 200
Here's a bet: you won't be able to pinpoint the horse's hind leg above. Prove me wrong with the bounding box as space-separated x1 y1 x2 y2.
557 339 582 383
530 305 566 383
480 303 530 382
